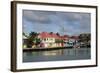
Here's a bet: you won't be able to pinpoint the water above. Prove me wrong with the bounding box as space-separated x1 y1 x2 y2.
23 48 91 62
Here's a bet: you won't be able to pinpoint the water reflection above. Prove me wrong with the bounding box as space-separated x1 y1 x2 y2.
23 48 91 62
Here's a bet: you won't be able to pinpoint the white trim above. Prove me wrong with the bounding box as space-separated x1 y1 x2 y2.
17 3 96 69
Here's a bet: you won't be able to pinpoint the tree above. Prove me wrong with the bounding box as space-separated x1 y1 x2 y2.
27 31 41 48
29 32 38 38
78 33 91 47
56 32 60 36
23 32 28 38
34 38 41 45
50 32 53 34
79 33 90 42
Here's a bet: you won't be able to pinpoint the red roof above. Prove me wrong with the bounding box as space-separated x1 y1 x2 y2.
60 35 69 40
38 32 69 40
38 32 59 39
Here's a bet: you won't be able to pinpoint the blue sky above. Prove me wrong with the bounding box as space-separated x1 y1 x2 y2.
22 10 91 36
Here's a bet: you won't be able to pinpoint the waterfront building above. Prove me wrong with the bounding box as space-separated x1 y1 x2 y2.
38 32 69 48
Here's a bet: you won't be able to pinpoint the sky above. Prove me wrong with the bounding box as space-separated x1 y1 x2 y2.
22 10 91 36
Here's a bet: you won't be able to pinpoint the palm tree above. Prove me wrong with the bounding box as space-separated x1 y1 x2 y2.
23 32 28 38
28 31 41 48
29 32 38 38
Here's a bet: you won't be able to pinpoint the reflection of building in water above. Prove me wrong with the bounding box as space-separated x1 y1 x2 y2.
42 48 88 56
42 50 64 56
23 48 90 58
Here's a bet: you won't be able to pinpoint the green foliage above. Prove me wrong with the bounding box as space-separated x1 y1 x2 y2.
33 38 41 44
29 32 38 37
55 39 64 43
23 32 28 38
79 33 91 42
23 31 41 48
78 33 91 47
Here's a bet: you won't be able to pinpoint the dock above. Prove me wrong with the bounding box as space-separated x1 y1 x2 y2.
23 46 73 52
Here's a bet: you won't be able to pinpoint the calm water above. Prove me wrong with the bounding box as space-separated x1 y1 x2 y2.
23 48 91 62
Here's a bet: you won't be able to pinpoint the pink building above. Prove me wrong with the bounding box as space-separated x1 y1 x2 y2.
38 32 69 48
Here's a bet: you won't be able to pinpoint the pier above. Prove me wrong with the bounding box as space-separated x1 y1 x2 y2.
23 46 73 52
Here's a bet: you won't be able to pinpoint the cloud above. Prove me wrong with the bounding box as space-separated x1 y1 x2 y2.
23 10 91 35
23 10 51 24
56 12 91 35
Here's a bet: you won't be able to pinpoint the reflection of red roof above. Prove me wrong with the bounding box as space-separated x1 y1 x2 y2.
38 32 69 40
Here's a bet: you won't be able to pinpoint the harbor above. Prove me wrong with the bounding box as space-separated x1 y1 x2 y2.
23 46 73 52
23 48 90 62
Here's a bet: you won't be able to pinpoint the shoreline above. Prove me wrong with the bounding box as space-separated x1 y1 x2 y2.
23 46 73 52
23 46 90 52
